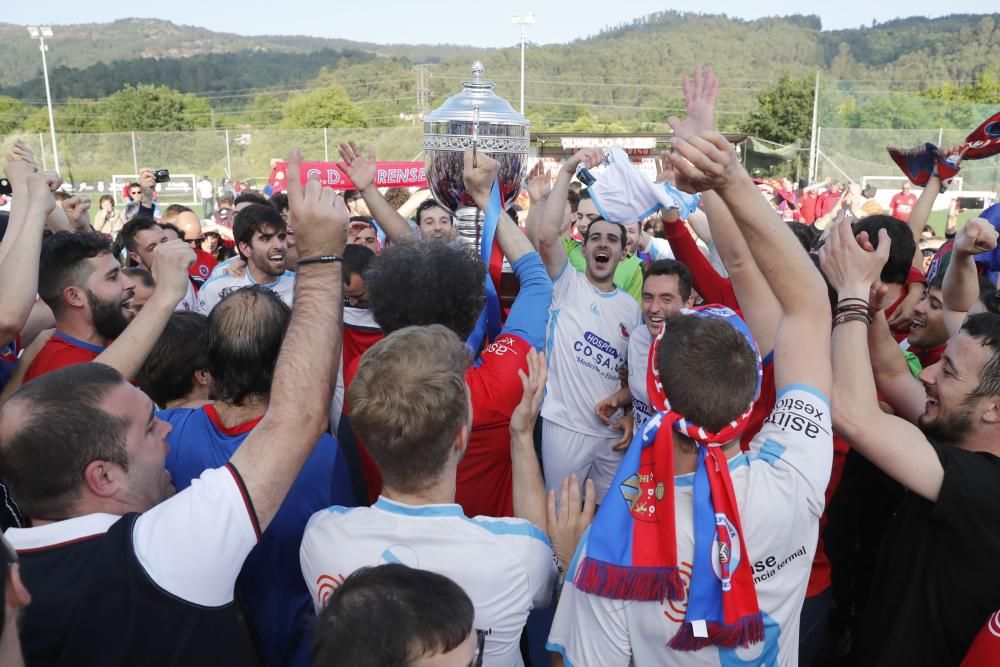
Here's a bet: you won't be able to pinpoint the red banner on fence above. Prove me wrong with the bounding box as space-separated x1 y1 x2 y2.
268 161 427 192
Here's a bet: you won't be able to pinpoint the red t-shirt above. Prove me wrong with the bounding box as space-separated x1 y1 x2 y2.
890 192 918 222
189 248 218 289
344 332 533 518
24 332 105 382
343 307 384 374
798 192 818 225
816 190 840 218
962 611 1000 666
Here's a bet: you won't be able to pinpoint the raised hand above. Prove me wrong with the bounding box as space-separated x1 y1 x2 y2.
952 218 998 257
286 148 349 258
819 216 891 295
510 348 547 437
151 239 197 302
462 147 501 207
547 475 596 571
61 196 91 230
561 148 604 177
655 149 676 184
525 161 552 203
673 64 720 137
24 172 56 216
664 128 742 194
337 141 377 193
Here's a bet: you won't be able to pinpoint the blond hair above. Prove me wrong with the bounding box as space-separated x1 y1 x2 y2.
348 325 470 493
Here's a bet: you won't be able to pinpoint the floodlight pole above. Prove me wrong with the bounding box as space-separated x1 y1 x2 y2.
512 14 535 116
28 27 60 174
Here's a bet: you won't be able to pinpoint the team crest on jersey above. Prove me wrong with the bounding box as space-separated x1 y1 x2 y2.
712 514 741 592
199 265 210 278
619 322 630 339
620 465 663 522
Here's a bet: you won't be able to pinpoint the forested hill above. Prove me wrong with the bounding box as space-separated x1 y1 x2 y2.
0 12 996 134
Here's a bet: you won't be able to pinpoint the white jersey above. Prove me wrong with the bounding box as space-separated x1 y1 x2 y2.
542 261 642 438
645 236 675 261
209 256 239 279
196 269 295 314
627 323 654 431
301 497 556 667
175 281 198 312
548 385 833 667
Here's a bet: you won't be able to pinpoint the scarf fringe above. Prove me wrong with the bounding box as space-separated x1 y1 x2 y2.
574 557 684 602
667 614 765 651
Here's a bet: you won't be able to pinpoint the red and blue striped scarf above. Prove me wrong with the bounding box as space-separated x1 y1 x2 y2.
574 306 765 650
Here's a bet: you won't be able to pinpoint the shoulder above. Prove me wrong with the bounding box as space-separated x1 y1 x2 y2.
462 515 551 548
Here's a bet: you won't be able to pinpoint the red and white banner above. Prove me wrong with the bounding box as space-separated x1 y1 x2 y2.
268 161 427 192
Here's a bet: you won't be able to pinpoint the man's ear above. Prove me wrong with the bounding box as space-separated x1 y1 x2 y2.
237 241 251 258
82 460 127 499
981 397 1000 425
63 285 87 310
193 369 212 388
5 563 31 610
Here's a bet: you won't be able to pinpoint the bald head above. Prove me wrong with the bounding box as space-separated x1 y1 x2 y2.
175 211 203 243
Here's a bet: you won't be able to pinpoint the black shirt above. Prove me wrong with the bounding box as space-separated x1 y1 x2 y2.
859 441 1000 666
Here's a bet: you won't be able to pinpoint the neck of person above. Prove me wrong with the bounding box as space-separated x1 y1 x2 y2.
213 395 269 427
955 424 1000 457
57 314 109 348
884 281 904 306
381 471 458 508
247 262 277 285
672 431 742 476
585 269 617 293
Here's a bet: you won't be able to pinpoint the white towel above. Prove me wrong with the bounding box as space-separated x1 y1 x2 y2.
587 147 701 223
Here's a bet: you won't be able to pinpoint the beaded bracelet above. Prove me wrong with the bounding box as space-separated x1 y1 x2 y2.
297 255 344 266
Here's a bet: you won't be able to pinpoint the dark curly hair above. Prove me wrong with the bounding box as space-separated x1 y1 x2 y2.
366 240 486 340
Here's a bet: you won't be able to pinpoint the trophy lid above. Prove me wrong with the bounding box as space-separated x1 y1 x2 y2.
423 61 530 127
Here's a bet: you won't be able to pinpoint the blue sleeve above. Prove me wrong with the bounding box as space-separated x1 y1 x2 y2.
501 251 553 350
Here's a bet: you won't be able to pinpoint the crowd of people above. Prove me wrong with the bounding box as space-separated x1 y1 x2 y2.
0 65 999 667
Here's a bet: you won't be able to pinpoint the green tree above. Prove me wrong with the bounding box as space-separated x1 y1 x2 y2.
0 96 26 135
20 99 110 134
741 74 814 144
106 84 212 131
251 94 284 128
281 85 366 129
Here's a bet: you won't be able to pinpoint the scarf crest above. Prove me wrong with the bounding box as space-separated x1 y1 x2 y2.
574 306 765 650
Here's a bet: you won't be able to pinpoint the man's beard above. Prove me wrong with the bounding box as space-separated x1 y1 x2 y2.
918 400 975 445
87 289 132 340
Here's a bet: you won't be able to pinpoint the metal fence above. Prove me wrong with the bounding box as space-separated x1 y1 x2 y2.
4 124 998 201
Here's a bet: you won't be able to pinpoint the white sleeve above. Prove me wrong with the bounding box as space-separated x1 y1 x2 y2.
132 464 259 607
550 258 577 306
750 385 833 517
478 518 557 609
646 236 675 260
196 283 219 315
547 578 632 667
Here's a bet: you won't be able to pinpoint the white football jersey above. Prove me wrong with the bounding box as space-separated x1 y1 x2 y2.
175 281 198 312
548 385 833 667
628 323 654 431
542 261 642 438
300 498 556 667
196 270 295 314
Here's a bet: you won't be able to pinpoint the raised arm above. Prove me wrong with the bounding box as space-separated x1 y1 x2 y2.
337 142 414 243
668 129 831 393
538 149 602 279
522 161 551 249
0 161 52 347
942 218 997 336
868 308 926 422
820 218 945 501
228 149 347 532
509 348 549 530
93 240 194 379
461 149 534 263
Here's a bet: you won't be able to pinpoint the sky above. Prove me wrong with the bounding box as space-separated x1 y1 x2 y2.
7 0 993 47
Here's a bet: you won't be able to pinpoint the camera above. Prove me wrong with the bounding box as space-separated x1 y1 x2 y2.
154 169 171 183
956 196 985 210
0 178 11 197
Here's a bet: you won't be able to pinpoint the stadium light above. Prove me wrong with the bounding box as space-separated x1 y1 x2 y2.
26 26 60 174
512 14 535 116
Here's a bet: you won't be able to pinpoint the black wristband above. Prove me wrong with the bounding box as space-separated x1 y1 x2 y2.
297 255 344 266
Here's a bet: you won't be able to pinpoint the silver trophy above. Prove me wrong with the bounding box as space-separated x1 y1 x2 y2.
423 61 531 253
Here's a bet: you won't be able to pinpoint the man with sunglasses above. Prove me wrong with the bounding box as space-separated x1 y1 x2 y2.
170 206 218 290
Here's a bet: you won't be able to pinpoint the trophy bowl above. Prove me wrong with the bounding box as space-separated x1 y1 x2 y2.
423 61 531 253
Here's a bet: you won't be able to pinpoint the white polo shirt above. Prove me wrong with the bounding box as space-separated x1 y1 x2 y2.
300 497 556 667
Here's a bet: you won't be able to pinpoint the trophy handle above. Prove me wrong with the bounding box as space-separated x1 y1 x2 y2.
472 106 480 168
